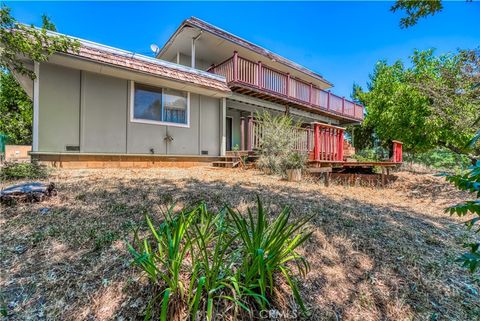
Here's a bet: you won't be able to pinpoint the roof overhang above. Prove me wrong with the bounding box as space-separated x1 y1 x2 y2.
157 17 333 90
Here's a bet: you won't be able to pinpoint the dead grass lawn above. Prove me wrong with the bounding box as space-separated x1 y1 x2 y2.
1 167 479 321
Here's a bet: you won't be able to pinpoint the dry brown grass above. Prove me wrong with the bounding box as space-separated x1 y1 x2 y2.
1 167 479 321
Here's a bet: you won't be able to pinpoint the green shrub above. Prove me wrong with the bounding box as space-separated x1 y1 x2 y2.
127 197 312 320
405 148 470 172
281 151 308 171
445 161 480 273
0 161 49 180
353 146 389 162
255 112 307 175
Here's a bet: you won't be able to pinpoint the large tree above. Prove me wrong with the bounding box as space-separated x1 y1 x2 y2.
354 49 479 161
0 6 78 144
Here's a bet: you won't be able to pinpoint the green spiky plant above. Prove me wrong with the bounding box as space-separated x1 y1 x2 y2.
127 197 313 320
227 197 312 313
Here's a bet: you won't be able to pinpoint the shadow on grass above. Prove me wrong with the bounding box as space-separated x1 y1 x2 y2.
1 170 479 320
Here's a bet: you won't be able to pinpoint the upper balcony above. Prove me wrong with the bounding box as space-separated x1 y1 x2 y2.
207 52 364 122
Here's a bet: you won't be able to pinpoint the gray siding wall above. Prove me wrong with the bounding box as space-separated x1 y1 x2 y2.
81 72 128 153
38 64 80 152
38 63 222 156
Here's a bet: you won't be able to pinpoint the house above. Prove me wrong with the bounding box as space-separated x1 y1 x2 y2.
16 17 368 168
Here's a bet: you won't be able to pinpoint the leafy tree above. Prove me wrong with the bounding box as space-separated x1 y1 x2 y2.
391 0 443 28
0 6 78 144
0 72 32 144
446 132 480 273
0 5 79 79
354 49 479 162
391 0 477 28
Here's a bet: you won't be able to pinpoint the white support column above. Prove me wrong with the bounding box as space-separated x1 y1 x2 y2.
191 38 196 68
32 62 40 152
220 97 226 156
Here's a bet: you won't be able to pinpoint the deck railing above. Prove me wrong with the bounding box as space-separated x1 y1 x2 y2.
208 52 364 121
241 117 344 161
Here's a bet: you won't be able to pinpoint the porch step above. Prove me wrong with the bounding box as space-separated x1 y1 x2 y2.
212 160 240 168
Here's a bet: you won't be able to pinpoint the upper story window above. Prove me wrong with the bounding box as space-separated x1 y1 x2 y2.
132 83 189 127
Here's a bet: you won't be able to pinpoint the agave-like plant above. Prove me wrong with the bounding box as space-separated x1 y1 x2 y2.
127 206 195 321
187 205 241 321
127 198 313 320
227 197 312 313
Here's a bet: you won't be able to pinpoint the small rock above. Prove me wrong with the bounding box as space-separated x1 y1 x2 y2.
12 245 28 255
39 208 50 215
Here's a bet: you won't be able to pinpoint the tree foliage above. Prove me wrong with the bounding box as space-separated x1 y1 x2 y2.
0 72 32 144
391 0 443 28
354 49 480 160
446 139 480 273
0 5 79 79
0 6 79 144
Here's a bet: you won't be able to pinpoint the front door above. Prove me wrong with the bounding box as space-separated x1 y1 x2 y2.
226 117 233 151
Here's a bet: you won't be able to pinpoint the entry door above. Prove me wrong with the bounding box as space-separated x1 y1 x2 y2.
226 117 233 151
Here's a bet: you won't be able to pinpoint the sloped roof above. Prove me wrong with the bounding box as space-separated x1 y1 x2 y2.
158 17 333 87
50 31 231 94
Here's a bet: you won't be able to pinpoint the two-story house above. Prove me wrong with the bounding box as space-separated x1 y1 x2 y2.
17 17 367 168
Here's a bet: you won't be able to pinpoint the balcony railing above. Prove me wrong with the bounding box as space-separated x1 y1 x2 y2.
208 52 364 121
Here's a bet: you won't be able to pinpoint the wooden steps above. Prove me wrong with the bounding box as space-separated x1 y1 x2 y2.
212 160 240 168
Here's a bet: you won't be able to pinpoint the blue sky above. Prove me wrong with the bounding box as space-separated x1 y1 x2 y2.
6 1 480 98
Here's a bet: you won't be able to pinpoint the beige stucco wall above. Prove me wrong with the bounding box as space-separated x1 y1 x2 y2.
38 63 222 156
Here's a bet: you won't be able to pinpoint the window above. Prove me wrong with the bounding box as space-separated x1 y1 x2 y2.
133 83 189 126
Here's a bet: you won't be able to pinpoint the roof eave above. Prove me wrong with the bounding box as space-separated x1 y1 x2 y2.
157 17 334 88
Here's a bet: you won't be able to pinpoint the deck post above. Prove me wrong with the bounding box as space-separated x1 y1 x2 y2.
327 91 331 111
258 61 262 89
342 97 345 114
338 129 344 161
312 122 320 161
309 83 313 105
240 117 245 151
286 73 290 97
233 51 238 82
247 116 253 151
306 126 311 152
381 167 386 187
392 140 403 163
220 97 227 156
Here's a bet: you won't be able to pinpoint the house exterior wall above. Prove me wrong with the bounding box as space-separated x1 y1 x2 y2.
38 63 81 152
37 63 222 156
81 72 128 153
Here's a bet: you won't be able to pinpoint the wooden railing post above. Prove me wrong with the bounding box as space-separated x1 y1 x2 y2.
286 73 290 97
240 117 245 151
392 140 403 163
257 61 262 89
309 83 313 105
312 122 320 161
233 51 238 82
338 129 344 161
306 126 311 152
342 97 345 115
327 91 331 111
247 116 253 151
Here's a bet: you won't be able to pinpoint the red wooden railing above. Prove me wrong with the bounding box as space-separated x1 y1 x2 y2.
392 141 403 163
311 123 344 161
208 52 364 121
241 117 344 161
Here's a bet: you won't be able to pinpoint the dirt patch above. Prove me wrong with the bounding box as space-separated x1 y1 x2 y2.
1 167 479 320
